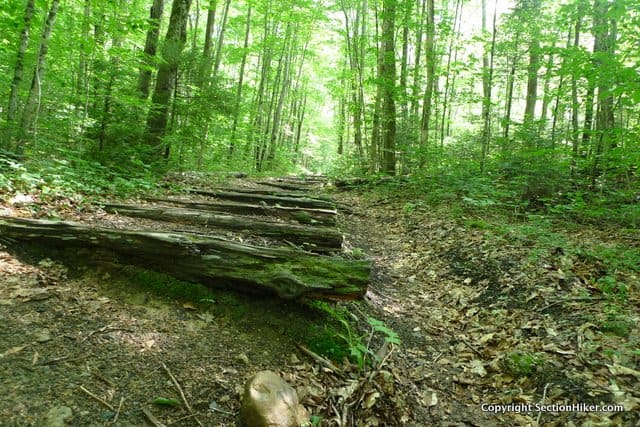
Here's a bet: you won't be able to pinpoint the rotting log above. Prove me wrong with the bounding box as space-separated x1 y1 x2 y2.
210 186 333 201
256 180 324 192
102 204 342 252
0 216 369 300
188 189 336 210
144 197 337 226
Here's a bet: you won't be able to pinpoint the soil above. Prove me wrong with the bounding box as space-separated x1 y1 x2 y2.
0 178 638 426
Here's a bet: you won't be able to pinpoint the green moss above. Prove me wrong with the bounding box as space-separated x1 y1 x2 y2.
292 211 314 224
130 269 214 303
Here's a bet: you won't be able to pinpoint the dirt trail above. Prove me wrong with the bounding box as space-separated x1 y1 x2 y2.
334 189 639 427
0 178 638 426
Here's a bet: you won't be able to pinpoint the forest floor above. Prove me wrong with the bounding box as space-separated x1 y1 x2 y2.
0 175 638 426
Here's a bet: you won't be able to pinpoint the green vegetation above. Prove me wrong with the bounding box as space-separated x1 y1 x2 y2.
504 351 545 378
308 301 401 368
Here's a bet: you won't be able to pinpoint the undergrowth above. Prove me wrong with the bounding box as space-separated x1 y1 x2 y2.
0 147 160 205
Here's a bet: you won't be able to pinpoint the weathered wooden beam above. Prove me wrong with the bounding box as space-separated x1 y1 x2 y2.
0 216 369 300
144 197 337 225
188 189 336 210
102 204 342 252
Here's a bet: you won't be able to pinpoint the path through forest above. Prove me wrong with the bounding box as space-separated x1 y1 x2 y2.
0 175 638 426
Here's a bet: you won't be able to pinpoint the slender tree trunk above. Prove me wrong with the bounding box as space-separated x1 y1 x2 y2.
399 0 412 124
138 0 165 99
570 16 582 177
6 0 35 130
591 0 617 186
440 0 461 148
551 28 573 146
480 0 497 173
381 0 396 175
410 0 427 120
229 5 252 156
77 0 91 95
419 0 435 149
539 51 555 137
144 0 192 159
502 32 520 143
212 0 231 78
16 0 60 154
523 0 541 136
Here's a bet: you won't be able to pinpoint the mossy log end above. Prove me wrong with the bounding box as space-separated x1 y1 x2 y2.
188 189 336 210
145 197 337 225
102 203 342 252
0 216 369 300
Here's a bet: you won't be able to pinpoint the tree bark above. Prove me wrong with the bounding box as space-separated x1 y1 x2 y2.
0 217 369 301
523 0 541 133
102 204 342 252
419 0 435 149
138 0 165 99
4 0 34 148
144 0 192 158
229 5 252 156
144 197 337 225
380 0 397 175
16 0 60 153
188 188 336 210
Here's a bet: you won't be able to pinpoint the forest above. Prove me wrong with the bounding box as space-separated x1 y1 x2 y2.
0 0 638 425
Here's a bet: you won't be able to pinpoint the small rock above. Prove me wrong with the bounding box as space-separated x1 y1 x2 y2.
43 406 73 427
239 371 309 427
235 353 250 365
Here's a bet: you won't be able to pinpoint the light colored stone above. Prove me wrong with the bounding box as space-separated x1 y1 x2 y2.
43 406 73 427
239 370 309 427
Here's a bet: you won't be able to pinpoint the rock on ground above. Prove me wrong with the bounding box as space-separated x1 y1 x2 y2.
239 370 308 427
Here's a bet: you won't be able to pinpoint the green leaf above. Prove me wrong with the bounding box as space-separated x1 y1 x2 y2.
152 397 180 407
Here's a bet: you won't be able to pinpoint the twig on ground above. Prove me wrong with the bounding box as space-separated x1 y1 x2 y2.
92 369 116 388
458 336 483 358
78 385 115 411
536 383 552 426
161 362 203 427
167 414 196 425
81 324 131 343
297 344 345 378
142 407 166 427
112 397 125 425
537 297 603 313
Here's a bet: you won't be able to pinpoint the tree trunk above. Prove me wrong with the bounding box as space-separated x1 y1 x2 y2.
212 0 231 78
570 16 582 177
419 0 435 149
138 0 165 99
440 0 461 148
16 0 60 154
591 0 617 186
144 0 192 159
381 0 397 175
6 0 35 140
229 5 252 156
502 32 519 142
523 0 541 134
0 217 369 301
480 0 493 173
